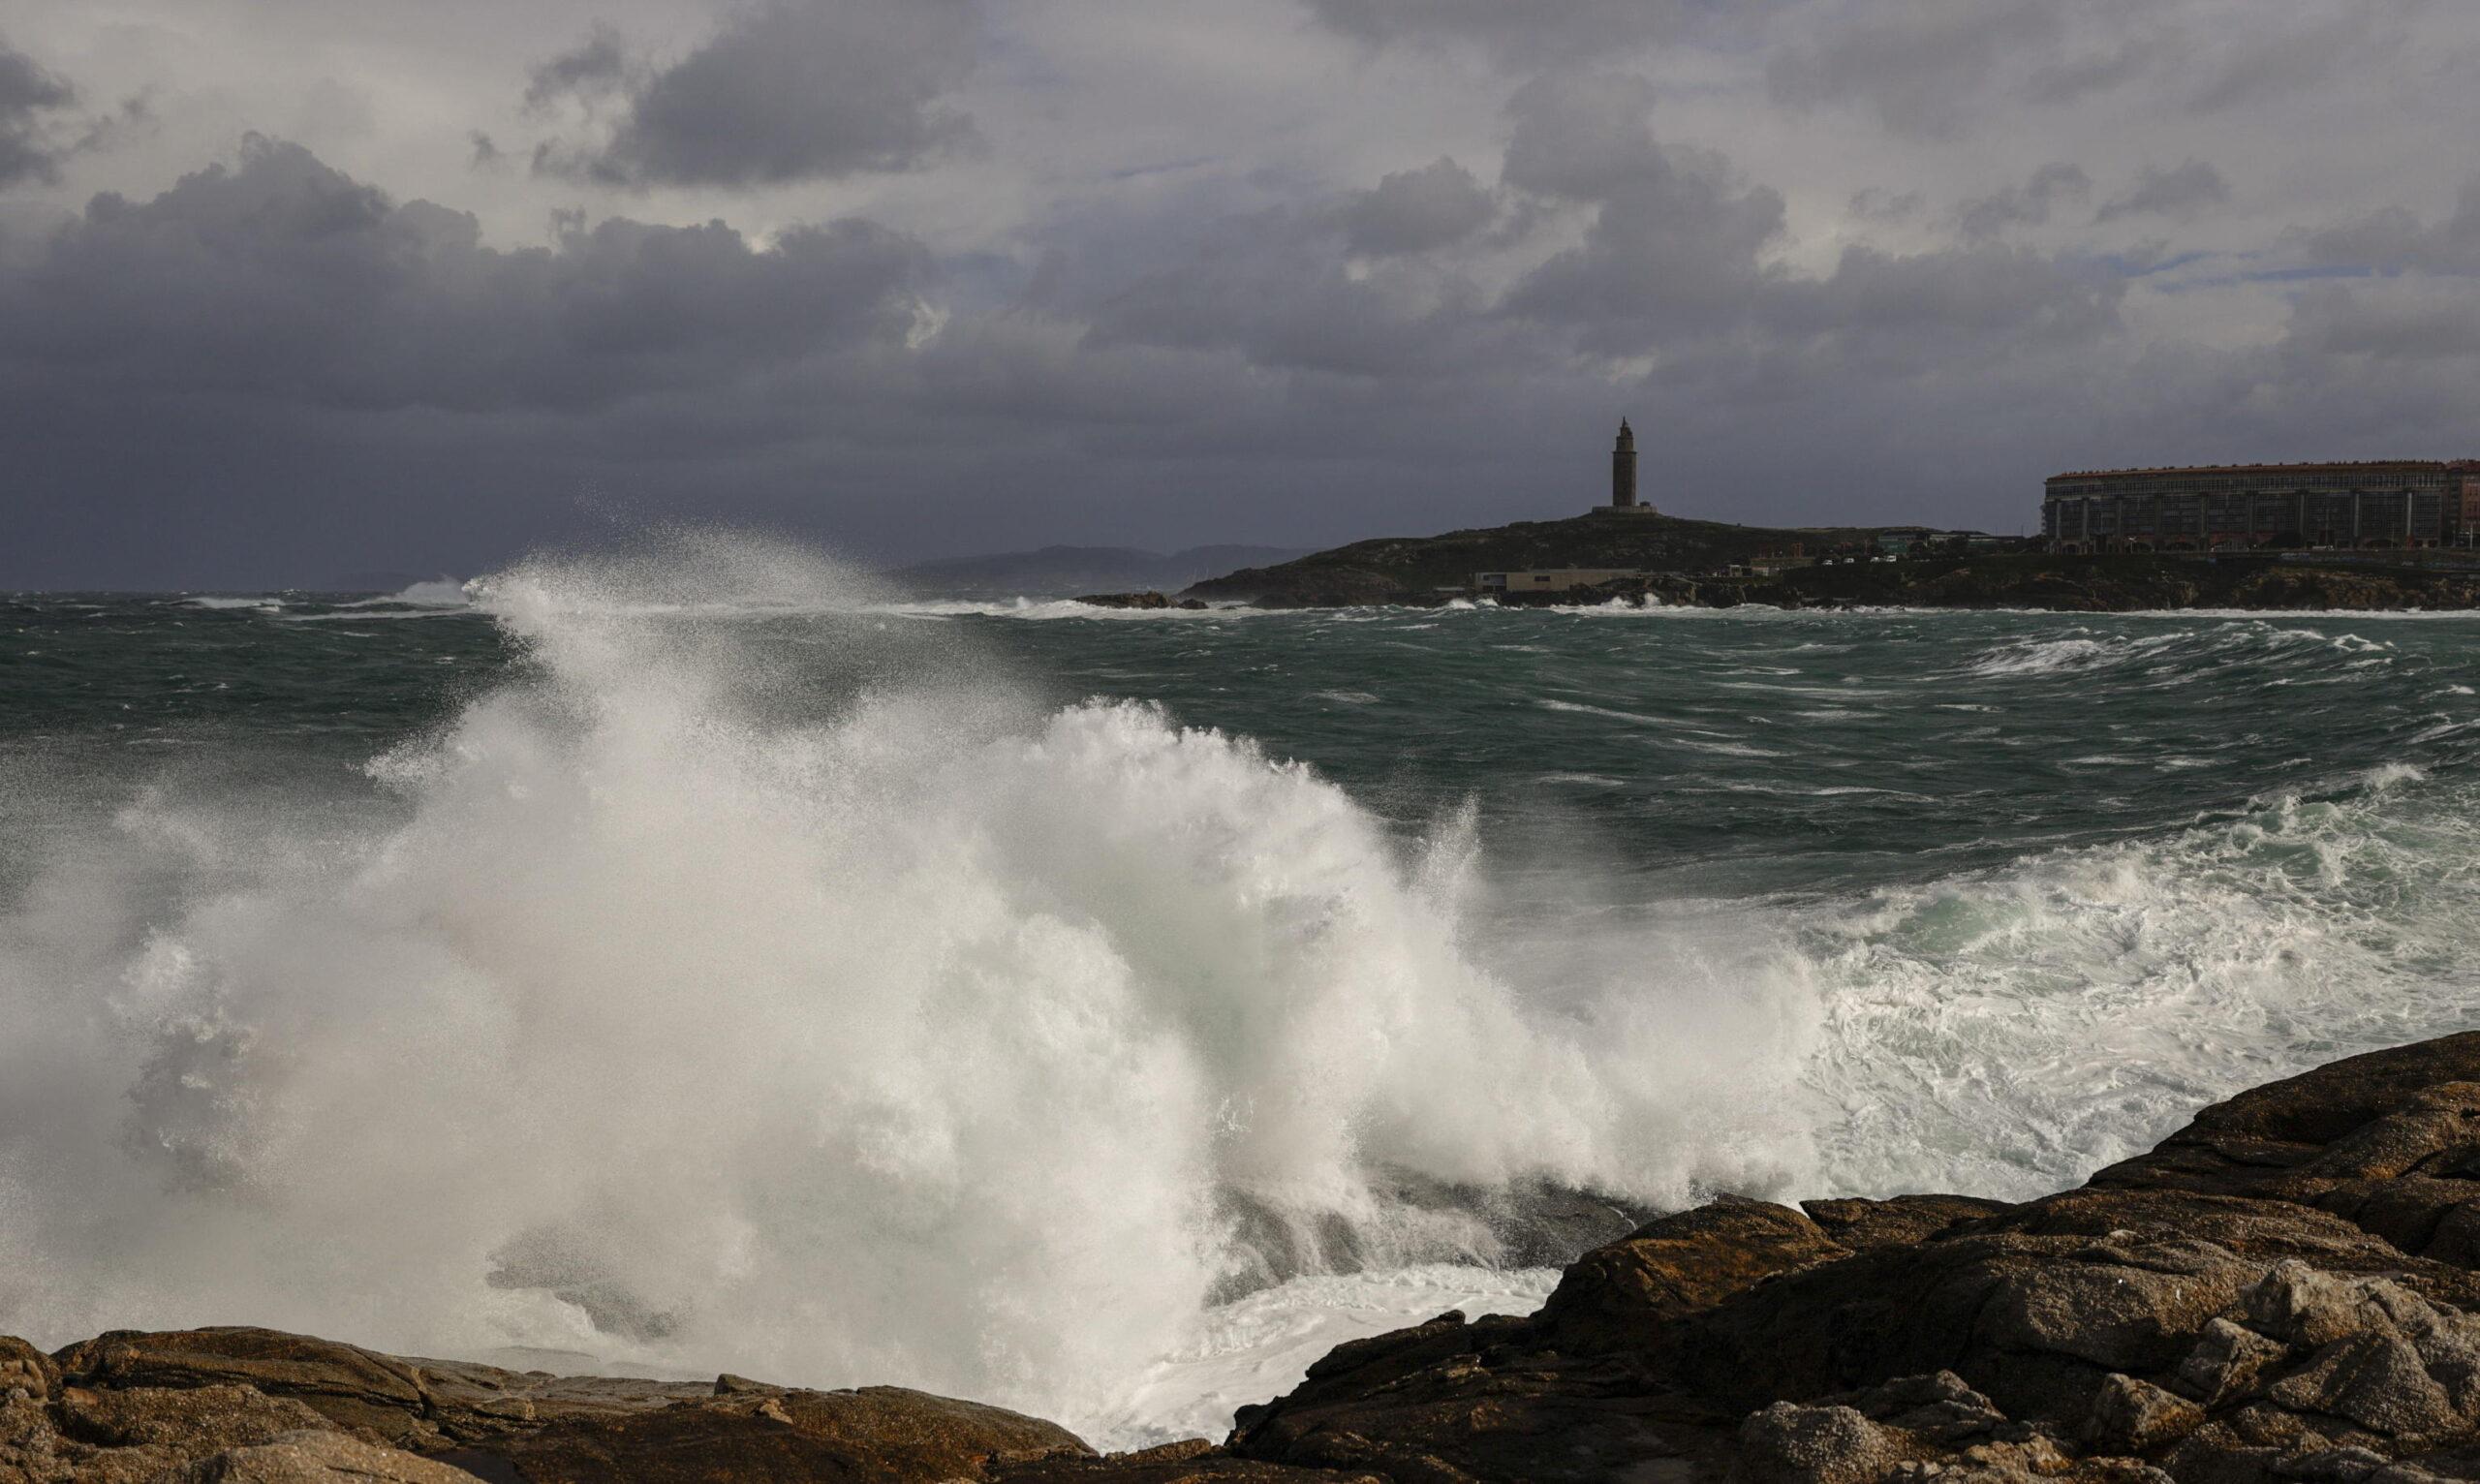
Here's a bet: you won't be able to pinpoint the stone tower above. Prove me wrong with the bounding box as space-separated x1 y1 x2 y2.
1612 418 1639 509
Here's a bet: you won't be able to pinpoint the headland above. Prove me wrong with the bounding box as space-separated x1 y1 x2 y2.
1093 423 2480 612
1168 511 2480 612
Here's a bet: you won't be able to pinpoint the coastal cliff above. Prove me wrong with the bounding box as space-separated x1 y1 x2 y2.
24 1036 2480 1480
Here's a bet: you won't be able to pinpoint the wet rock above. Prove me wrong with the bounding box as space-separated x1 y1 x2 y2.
1074 591 1171 608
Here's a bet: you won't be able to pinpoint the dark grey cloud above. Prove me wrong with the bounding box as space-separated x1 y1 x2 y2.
2095 159 2229 223
1301 0 1783 61
524 23 632 111
2282 281 2480 362
1498 70 1664 201
531 0 978 188
3 135 927 413
1765 1 2068 140
2304 181 2480 274
1085 201 1517 380
1330 157 1496 257
0 122 2182 587
2187 14 2414 114
1957 163 2092 240
1761 2 2221 140
1498 70 1784 347
1756 244 2124 367
1847 187 1925 225
13 0 2480 589
0 37 78 187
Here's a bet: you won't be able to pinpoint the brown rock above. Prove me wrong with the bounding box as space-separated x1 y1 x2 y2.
55 1381 329 1452
0 1338 56 1403
1223 1036 2480 1483
1800 1196 2010 1253
1538 1194 1851 1353
998 1436 1385 1482
55 1328 437 1446
2085 1375 2206 1454
439 1384 1091 1483
1736 1402 1904 1484
176 1428 482 1482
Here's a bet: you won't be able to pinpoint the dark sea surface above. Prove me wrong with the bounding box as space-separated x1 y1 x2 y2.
8 573 2480 1438
15 590 2477 893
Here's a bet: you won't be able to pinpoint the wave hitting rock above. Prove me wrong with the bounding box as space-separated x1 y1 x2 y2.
23 1034 2480 1482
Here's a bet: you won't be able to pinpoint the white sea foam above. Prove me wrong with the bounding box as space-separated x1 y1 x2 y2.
1794 765 2480 1203
0 536 1815 1445
345 578 470 608
16 549 2480 1447
875 598 1256 620
1087 1264 1558 1445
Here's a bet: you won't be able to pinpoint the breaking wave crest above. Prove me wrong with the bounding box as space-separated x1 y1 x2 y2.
15 543 2480 1443
0 538 1814 1438
1797 758 2480 1203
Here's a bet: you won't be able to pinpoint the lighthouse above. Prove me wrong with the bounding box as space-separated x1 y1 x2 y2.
1596 417 1650 513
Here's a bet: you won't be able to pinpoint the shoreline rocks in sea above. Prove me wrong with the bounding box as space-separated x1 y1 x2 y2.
1071 591 1210 609
20 1034 2480 1481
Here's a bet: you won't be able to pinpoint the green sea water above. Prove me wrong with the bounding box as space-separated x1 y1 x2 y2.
7 561 2480 1438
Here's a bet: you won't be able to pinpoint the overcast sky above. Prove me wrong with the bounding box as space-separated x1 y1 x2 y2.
6 0 2479 586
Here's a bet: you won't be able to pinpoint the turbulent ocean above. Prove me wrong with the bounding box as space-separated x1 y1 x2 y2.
9 535 2480 1446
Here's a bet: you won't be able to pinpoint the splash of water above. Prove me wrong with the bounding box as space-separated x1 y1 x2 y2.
0 536 1818 1438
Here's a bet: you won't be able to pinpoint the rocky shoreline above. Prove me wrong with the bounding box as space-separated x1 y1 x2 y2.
22 1035 2480 1481
1162 509 2480 610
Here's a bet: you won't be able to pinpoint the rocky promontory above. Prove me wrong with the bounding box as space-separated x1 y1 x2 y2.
22 1036 2480 1481
1175 511 2480 611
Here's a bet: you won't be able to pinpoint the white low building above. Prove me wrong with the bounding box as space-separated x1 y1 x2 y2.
1472 568 1644 594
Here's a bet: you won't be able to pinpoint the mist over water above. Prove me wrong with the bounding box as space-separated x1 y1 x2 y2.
7 541 2480 1443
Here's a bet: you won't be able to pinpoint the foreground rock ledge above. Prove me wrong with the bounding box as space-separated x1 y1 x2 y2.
20 1036 2480 1482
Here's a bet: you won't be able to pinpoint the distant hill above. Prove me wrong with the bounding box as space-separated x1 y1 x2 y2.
889 544 1311 599
1179 512 1909 606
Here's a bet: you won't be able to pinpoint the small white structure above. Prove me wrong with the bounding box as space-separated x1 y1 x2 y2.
1473 568 1644 594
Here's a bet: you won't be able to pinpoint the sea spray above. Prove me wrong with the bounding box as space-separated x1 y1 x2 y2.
19 566 2480 1443
0 538 1820 1437
1796 759 2480 1203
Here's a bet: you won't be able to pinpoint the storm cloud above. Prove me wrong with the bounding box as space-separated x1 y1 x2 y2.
3 0 2480 586
0 37 78 186
4 136 928 410
2095 160 2230 223
532 0 978 187
1330 158 1498 258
